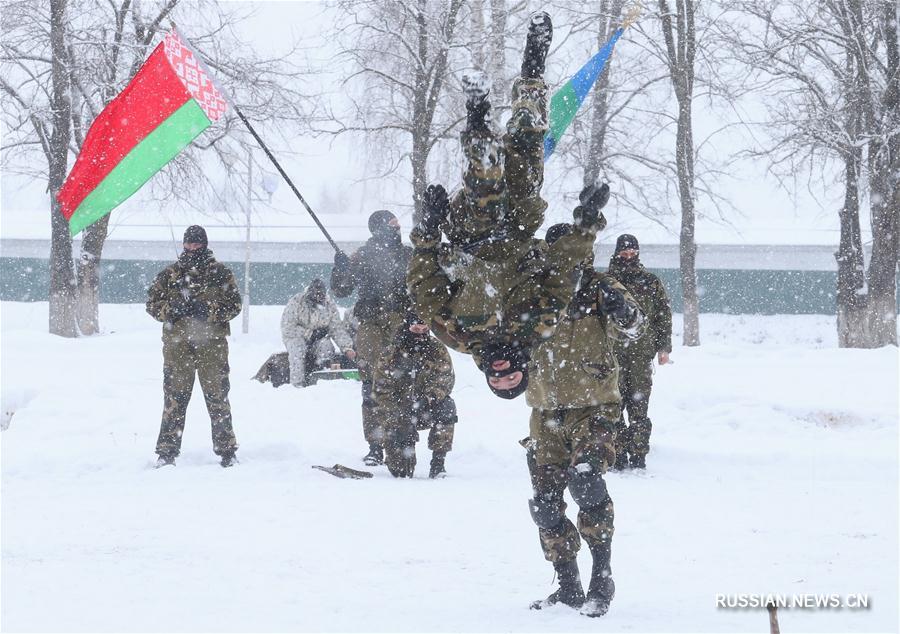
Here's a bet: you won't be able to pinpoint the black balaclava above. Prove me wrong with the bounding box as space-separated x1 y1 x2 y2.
180 225 210 266
306 278 327 306
368 210 401 246
614 233 639 259
480 340 530 400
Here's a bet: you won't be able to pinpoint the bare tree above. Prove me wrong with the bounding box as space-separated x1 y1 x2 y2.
657 0 700 346
727 0 898 347
1 0 314 337
323 0 469 222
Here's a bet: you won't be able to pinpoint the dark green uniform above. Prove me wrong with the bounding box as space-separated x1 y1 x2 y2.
371 325 456 478
607 256 672 463
525 269 644 564
146 249 242 460
407 78 600 361
331 231 413 451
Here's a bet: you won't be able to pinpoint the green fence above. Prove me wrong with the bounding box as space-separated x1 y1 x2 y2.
1 256 895 314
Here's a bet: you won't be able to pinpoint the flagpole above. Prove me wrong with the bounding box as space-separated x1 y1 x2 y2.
171 25 342 253
232 106 341 253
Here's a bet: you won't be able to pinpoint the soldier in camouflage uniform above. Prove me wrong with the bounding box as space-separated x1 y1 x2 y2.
371 312 457 479
407 12 610 399
331 210 414 466
146 226 242 468
525 224 645 617
606 234 673 470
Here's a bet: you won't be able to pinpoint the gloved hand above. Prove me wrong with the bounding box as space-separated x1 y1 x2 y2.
168 296 191 323
573 182 610 230
597 280 629 322
333 250 351 270
420 184 449 236
187 299 210 320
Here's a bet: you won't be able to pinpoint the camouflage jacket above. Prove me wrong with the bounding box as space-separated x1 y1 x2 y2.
330 236 413 323
371 329 455 429
527 269 645 410
146 249 242 343
406 220 598 359
607 257 672 358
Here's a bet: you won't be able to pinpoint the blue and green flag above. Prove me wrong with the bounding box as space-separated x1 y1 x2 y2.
544 8 639 161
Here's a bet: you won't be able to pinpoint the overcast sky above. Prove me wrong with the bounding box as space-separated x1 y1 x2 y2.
0 0 866 246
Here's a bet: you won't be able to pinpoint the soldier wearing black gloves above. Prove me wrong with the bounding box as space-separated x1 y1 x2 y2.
146 226 243 468
406 14 613 400
523 223 644 617
331 210 416 466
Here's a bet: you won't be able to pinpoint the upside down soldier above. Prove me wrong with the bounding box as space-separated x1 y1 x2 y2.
407 11 611 399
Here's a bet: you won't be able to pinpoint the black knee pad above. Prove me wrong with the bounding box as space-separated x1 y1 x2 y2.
568 471 608 508
528 496 563 529
432 397 458 426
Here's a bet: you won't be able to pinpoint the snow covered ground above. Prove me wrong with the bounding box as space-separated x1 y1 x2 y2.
1 302 897 633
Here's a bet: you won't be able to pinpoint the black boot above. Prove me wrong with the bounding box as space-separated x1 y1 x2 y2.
530 559 585 610
629 453 646 469
521 11 553 79
581 543 615 617
463 72 491 136
612 451 629 471
363 444 383 466
429 451 447 479
220 452 238 468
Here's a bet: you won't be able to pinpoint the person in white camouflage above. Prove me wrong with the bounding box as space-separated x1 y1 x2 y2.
281 278 355 388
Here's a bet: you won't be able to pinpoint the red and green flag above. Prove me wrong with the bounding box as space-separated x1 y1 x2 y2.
58 30 228 235
544 8 640 162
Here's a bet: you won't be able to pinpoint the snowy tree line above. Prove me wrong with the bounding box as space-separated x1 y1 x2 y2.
1 0 897 347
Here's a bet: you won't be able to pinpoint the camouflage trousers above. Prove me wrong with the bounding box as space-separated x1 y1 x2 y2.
526 405 618 564
383 397 456 474
615 354 654 458
447 77 549 249
356 315 404 446
155 338 237 458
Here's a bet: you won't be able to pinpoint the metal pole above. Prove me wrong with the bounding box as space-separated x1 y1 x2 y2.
242 147 252 334
233 106 341 252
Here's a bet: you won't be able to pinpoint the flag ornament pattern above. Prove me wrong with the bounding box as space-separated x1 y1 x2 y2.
58 30 227 236
543 6 640 162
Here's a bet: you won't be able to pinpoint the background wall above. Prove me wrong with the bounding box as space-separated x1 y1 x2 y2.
3 239 889 314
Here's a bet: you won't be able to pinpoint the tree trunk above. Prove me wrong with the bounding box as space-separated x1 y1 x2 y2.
584 0 626 188
471 0 486 72
411 135 428 223
677 98 700 346
488 0 507 101
48 0 77 338
75 214 110 335
835 148 867 347
659 0 700 346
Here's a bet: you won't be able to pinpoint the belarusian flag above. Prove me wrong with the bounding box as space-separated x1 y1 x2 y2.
58 30 227 235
